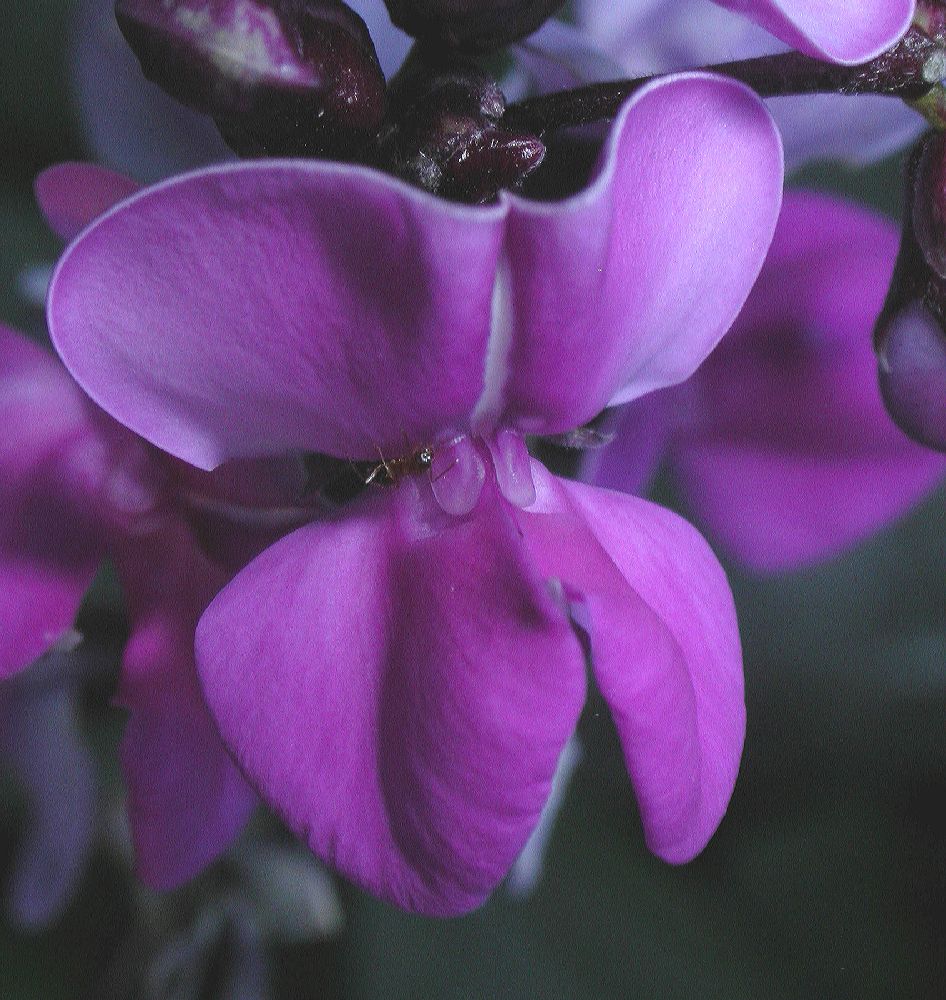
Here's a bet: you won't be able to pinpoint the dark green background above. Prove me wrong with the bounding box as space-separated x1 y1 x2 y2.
2 3 944 997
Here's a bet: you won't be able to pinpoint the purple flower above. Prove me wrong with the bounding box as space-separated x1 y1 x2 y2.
583 0 916 65
48 74 783 914
588 191 946 573
1 173 322 890
0 317 254 889
573 1 925 169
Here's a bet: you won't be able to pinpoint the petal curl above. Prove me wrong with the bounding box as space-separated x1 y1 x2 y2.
714 0 915 64
175 455 316 572
35 163 140 243
670 192 946 572
518 465 744 862
506 734 581 896
0 325 107 678
115 522 255 890
196 477 586 915
499 73 783 432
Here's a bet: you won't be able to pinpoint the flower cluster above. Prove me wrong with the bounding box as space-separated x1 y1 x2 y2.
3 0 945 936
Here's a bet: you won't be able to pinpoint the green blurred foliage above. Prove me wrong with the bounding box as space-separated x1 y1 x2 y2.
0 0 87 184
1 4 945 999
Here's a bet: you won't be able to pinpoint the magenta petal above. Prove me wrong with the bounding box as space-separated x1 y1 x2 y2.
500 73 783 434
174 455 314 572
714 0 914 64
115 522 255 890
49 162 505 469
0 325 106 678
520 466 744 862
50 77 780 466
671 192 946 573
582 385 678 497
196 480 586 915
35 164 140 243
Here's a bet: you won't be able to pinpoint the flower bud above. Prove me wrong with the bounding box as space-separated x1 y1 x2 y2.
382 0 563 52
115 0 387 157
878 302 946 449
875 132 946 449
375 51 544 202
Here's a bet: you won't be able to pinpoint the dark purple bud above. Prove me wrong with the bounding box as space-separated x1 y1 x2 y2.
878 302 946 450
875 132 946 450
115 0 386 158
382 0 563 52
375 51 544 202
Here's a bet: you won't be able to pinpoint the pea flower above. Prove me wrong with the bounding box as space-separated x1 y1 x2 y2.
0 185 321 891
588 191 946 573
573 1 925 169
49 74 784 914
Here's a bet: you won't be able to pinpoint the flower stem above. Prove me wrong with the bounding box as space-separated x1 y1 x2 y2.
503 26 944 133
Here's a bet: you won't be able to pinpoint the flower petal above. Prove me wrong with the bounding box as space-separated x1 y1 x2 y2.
196 477 586 915
505 734 581 896
72 0 232 182
670 192 946 572
512 18 627 96
714 0 915 64
582 386 677 498
49 162 505 469
49 75 781 467
35 163 140 243
576 0 924 170
0 325 106 678
345 0 412 78
0 678 97 927
115 521 256 890
518 465 744 862
767 93 924 173
174 455 316 572
499 73 783 434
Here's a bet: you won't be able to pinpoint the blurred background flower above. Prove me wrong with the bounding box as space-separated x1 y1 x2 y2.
574 0 927 170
